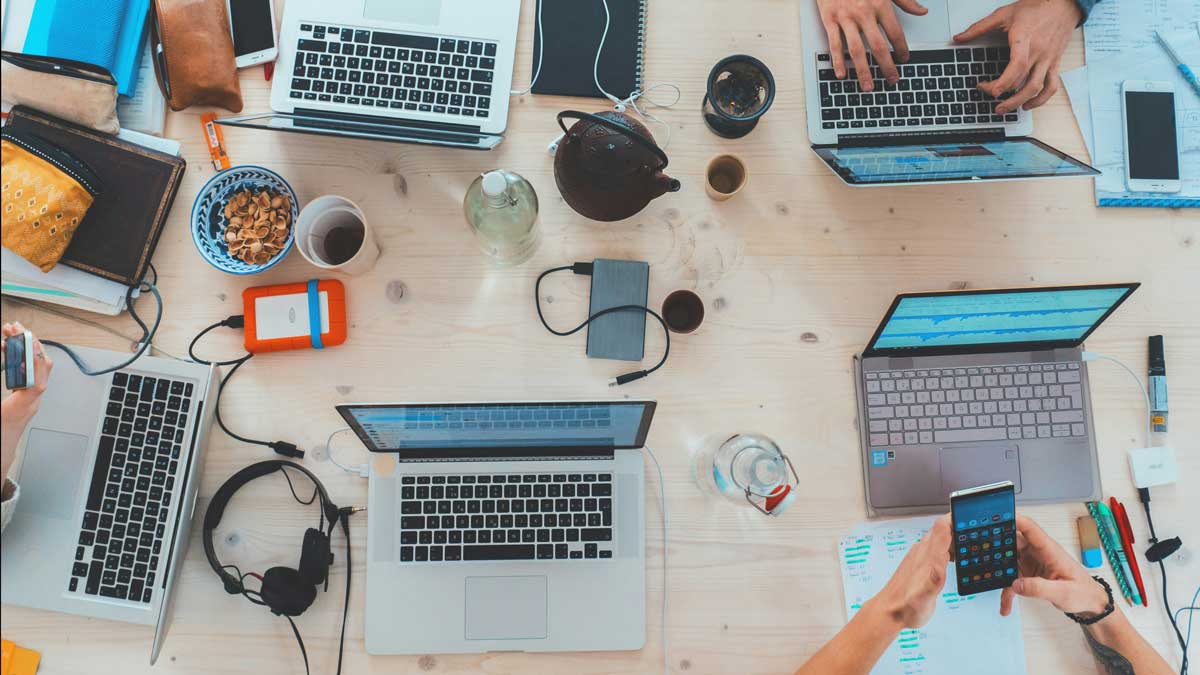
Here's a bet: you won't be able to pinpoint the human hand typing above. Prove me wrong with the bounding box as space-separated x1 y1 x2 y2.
816 0 929 92
953 0 1083 113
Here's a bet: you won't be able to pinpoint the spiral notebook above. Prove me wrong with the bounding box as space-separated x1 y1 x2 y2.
530 0 646 99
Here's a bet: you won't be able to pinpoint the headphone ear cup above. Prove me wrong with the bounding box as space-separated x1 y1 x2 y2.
298 528 332 587
260 567 317 616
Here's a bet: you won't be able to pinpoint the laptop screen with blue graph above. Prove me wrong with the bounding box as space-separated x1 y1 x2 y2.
813 138 1098 185
338 401 655 455
866 285 1138 354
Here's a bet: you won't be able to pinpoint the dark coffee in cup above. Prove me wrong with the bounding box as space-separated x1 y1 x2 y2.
322 223 365 265
662 290 705 334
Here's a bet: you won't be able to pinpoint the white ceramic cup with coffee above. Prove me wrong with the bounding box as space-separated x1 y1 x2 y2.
295 196 380 275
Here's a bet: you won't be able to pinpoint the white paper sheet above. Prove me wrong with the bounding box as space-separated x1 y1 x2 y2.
116 37 167 136
838 516 1027 675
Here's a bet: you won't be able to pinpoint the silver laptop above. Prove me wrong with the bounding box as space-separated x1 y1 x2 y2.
798 0 1099 185
336 400 654 654
1 346 217 664
218 0 520 149
853 284 1139 515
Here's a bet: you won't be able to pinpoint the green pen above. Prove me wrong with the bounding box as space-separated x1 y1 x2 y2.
1096 502 1143 606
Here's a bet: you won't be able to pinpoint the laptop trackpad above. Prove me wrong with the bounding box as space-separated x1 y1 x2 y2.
465 576 548 640
363 0 442 25
939 444 1021 498
18 429 89 520
900 0 952 43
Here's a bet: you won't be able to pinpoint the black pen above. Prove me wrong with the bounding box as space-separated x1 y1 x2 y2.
1148 335 1168 433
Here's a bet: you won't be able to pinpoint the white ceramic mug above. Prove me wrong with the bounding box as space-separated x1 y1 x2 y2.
295 195 380 275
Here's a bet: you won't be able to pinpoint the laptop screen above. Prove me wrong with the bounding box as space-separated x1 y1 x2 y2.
337 401 656 456
813 137 1098 185
864 285 1139 355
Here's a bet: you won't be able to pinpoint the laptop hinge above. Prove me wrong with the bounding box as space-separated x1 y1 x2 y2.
293 107 492 136
836 127 1007 148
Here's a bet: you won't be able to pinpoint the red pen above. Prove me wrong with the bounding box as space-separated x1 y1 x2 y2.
1110 497 1149 608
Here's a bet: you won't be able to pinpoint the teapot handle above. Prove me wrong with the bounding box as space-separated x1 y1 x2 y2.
556 110 670 170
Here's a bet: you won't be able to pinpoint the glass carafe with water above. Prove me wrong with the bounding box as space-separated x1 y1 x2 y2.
463 170 540 265
693 432 798 516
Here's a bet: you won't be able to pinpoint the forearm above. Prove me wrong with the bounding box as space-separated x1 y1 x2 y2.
1 397 36 478
1082 608 1174 675
796 599 903 675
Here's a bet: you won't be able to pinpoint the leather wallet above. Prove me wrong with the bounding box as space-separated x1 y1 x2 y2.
1 52 121 134
150 0 243 112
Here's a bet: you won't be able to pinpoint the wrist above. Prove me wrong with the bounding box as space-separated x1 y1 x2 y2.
2 392 41 423
863 593 908 634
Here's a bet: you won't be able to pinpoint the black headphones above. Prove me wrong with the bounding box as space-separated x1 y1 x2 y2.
203 460 357 675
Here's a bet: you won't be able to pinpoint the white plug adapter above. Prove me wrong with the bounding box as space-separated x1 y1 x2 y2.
1128 446 1179 488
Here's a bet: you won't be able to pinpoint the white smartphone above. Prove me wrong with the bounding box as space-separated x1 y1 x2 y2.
1121 80 1181 193
227 0 278 69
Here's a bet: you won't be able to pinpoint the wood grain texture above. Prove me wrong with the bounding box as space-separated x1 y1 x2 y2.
2 0 1198 673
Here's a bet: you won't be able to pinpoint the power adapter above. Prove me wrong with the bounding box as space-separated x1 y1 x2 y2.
1129 445 1179 489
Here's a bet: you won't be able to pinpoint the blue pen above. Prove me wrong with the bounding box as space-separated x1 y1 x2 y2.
1156 31 1200 100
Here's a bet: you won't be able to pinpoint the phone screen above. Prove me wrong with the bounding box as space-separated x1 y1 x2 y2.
4 335 28 389
951 482 1017 596
1125 91 1179 180
229 0 275 57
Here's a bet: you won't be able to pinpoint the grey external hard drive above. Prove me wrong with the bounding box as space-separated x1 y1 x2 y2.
586 259 649 362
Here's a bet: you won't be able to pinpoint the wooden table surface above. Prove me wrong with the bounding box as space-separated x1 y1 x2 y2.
2 1 1198 673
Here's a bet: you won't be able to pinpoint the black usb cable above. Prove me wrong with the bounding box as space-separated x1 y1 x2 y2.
535 262 670 386
189 315 302 458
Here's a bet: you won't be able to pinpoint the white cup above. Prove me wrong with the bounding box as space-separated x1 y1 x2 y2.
295 195 380 275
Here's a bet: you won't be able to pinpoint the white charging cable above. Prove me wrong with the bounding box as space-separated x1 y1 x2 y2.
514 0 681 150
1082 351 1153 448
643 444 669 675
325 427 369 478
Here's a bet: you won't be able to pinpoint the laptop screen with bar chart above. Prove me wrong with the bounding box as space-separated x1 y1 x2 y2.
863 284 1139 356
337 401 656 458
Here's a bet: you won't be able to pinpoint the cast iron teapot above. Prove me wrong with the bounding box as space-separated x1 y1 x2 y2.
553 110 681 222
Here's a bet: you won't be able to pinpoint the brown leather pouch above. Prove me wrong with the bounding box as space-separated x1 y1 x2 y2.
150 0 243 112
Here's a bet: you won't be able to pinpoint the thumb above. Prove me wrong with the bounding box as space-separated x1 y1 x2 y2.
1012 577 1074 609
954 9 1004 42
894 0 929 15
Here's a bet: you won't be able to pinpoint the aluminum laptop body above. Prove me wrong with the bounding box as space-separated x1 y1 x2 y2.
337 400 653 654
852 284 1139 516
0 345 218 664
799 0 1099 186
218 0 520 149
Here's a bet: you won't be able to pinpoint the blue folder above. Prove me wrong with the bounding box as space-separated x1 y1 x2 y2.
22 0 151 97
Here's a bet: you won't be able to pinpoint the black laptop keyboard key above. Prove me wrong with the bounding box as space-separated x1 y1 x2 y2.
463 544 535 561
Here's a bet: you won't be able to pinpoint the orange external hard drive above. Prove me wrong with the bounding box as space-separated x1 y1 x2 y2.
243 279 347 353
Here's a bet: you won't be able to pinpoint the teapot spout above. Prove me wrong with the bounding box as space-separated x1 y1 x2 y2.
655 172 682 195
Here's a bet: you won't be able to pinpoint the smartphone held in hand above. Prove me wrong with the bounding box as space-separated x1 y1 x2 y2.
950 481 1018 596
3 331 35 390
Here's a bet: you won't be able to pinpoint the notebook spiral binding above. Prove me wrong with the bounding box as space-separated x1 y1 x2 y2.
634 0 647 92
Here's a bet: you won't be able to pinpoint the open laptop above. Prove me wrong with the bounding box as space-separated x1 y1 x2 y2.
853 284 1139 515
336 400 654 654
798 0 1100 185
1 345 217 663
218 0 521 149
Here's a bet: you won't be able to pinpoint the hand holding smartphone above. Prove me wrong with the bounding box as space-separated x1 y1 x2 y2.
951 480 1017 596
1121 80 1181 194
3 330 35 390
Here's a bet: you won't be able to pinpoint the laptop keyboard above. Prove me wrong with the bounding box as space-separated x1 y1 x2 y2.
290 23 497 118
69 372 192 604
865 362 1085 446
816 48 1019 131
399 473 614 563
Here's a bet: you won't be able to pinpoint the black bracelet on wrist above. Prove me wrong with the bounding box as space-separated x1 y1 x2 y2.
1065 576 1115 626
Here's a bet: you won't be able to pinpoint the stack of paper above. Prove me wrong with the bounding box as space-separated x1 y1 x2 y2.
1 128 179 315
1062 5 1200 207
838 516 1026 675
116 37 167 136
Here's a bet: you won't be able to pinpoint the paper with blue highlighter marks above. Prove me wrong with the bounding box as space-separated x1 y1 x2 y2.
838 516 1027 675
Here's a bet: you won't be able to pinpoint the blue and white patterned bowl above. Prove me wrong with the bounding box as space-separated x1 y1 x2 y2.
190 166 299 275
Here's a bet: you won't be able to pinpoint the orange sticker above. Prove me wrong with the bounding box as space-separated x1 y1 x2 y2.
201 111 231 171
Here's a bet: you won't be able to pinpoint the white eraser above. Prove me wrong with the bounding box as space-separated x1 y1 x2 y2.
1128 446 1179 489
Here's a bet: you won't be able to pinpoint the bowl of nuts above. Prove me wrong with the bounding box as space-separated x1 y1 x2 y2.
190 166 299 275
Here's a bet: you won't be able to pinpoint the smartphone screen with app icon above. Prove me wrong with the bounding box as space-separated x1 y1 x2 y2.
950 481 1017 596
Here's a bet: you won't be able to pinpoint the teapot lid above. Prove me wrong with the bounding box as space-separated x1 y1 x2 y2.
557 110 670 170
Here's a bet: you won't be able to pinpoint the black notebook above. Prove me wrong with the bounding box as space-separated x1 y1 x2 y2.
531 0 646 99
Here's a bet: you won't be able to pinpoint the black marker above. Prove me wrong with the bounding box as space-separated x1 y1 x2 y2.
1148 335 1167 433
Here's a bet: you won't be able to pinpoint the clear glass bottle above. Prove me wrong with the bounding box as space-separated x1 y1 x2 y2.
693 432 790 507
463 170 540 265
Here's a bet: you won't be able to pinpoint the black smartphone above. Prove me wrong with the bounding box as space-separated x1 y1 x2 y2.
950 480 1017 596
3 330 34 390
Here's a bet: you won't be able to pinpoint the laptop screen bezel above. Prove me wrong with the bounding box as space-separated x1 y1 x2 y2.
861 283 1140 358
811 136 1099 186
335 400 657 459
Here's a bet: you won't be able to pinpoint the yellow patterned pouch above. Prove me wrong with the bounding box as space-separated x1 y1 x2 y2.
2 129 99 272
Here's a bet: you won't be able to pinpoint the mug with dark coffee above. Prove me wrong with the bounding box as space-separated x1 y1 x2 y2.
662 290 705 334
295 196 380 275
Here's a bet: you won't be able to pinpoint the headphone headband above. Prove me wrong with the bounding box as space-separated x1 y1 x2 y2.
203 460 339 595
